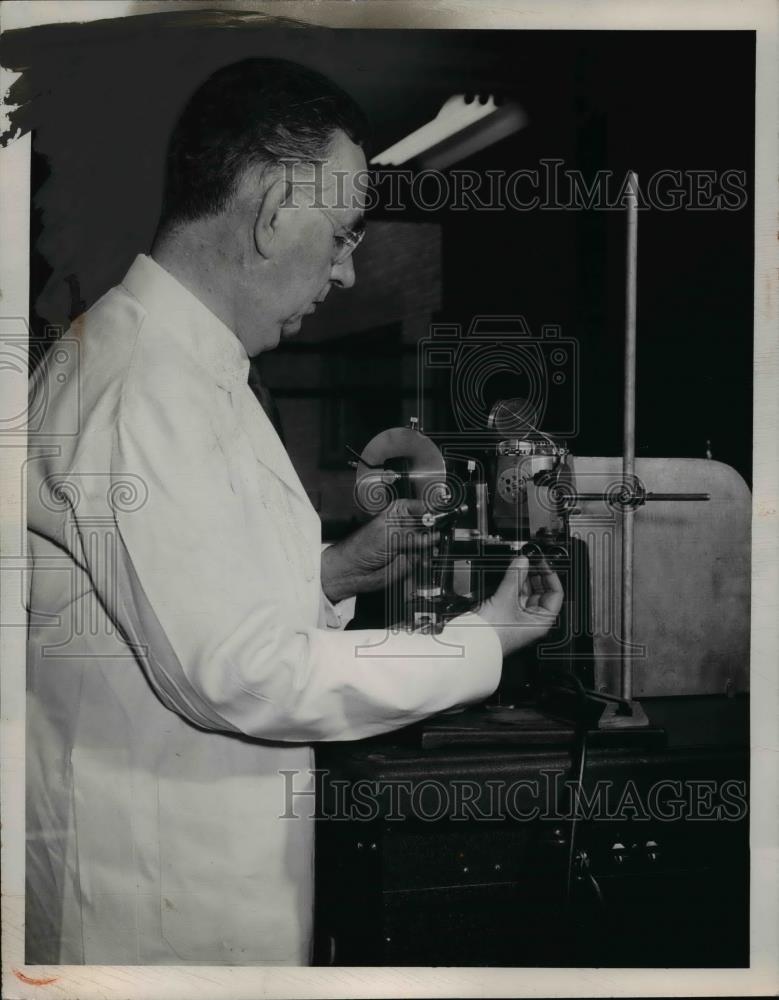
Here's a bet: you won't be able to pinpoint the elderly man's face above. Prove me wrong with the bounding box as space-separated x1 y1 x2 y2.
239 129 367 354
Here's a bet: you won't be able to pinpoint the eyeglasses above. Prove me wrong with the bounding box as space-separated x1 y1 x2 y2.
316 206 365 265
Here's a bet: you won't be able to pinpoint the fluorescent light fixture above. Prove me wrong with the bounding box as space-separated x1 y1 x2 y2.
370 94 527 170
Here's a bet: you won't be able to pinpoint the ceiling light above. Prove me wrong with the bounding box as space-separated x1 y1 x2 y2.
370 94 527 170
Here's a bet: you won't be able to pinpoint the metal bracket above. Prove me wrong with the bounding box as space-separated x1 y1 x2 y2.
596 697 649 729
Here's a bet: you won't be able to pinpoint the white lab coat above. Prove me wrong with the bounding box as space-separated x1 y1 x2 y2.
25 254 502 965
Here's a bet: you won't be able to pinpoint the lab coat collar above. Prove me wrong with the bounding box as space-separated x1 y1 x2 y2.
121 254 311 505
121 254 250 392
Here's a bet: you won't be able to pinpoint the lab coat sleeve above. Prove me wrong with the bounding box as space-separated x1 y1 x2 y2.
110 374 502 743
319 590 357 630
319 544 356 629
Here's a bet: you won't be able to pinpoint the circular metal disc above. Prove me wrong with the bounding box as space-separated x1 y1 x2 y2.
354 427 447 513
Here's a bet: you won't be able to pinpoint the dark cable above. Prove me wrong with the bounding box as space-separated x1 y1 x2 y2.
565 723 588 907
545 665 591 957
587 871 605 908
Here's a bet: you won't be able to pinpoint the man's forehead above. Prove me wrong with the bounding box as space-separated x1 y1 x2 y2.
322 169 367 215
324 131 368 212
329 127 367 172
280 131 368 213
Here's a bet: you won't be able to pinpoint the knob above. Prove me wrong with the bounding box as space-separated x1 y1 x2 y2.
611 841 628 865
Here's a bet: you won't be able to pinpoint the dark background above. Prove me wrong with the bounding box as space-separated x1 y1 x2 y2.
1 16 755 487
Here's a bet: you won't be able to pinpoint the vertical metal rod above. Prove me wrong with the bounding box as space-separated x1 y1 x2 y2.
474 482 489 541
621 171 639 703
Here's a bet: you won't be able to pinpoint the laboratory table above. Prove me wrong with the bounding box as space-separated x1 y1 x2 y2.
313 694 749 967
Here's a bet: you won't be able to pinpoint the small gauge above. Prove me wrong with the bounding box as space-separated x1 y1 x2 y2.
497 467 526 503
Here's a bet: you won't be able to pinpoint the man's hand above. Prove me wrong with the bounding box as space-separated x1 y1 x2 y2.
477 554 564 656
321 499 436 604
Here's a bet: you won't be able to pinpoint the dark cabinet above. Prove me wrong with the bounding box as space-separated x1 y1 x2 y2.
314 697 749 967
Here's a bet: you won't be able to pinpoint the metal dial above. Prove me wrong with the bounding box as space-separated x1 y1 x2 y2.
497 467 526 503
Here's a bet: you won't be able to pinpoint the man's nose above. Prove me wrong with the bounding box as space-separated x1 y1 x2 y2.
331 255 356 290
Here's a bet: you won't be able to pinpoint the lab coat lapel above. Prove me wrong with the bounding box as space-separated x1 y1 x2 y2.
232 384 320 592
232 383 311 504
121 255 310 504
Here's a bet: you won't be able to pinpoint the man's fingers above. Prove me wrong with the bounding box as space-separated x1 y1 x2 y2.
535 554 564 592
386 498 426 522
533 555 564 614
385 500 441 554
495 555 530 605
499 553 564 615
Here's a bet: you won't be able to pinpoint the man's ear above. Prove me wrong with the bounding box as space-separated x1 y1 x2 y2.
253 175 290 259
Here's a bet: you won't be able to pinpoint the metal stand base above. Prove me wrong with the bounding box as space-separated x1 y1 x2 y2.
537 677 652 733
597 697 650 729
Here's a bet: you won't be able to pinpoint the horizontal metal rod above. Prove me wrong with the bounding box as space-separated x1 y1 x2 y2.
643 493 710 501
571 492 710 502
421 505 469 528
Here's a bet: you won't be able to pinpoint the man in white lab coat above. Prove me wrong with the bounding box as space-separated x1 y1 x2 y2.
26 59 562 965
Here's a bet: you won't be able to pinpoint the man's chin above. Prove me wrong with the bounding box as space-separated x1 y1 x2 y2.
280 317 303 338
